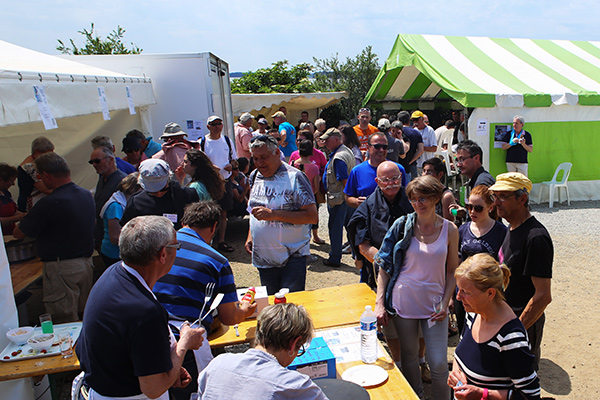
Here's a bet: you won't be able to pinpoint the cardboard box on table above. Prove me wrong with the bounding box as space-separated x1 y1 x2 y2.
287 337 336 380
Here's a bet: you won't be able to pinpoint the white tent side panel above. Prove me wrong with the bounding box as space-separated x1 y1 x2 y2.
0 80 155 127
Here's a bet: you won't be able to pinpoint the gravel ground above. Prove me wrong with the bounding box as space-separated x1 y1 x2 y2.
30 199 598 399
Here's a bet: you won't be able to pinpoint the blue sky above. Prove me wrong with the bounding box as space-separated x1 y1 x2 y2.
2 0 599 72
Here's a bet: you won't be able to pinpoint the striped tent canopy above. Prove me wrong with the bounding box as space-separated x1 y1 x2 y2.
364 34 600 108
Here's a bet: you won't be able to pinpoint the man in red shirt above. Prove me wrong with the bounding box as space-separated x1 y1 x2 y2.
353 108 379 157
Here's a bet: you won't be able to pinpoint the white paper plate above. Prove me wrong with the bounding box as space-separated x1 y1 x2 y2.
341 364 389 387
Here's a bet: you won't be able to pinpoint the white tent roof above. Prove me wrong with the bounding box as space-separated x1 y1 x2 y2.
232 91 347 117
0 40 156 127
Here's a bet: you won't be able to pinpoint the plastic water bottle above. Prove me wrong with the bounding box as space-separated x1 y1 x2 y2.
360 305 378 364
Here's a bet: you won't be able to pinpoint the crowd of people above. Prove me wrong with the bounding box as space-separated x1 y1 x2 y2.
0 106 551 400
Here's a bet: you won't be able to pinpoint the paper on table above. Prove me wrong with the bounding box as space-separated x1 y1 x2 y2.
33 85 58 130
315 325 384 364
98 87 110 120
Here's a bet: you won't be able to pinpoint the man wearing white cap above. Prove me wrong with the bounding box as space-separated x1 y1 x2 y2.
200 116 237 253
120 159 199 230
490 172 553 371
235 112 254 159
152 122 199 171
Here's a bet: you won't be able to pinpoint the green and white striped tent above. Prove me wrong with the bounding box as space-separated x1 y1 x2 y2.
365 34 600 202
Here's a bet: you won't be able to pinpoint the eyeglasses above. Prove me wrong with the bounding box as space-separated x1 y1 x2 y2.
251 134 278 144
165 242 181 250
209 122 223 127
455 155 474 164
490 193 517 202
409 197 429 205
422 169 436 176
370 143 388 150
297 343 306 357
465 203 485 213
377 176 401 183
88 157 110 165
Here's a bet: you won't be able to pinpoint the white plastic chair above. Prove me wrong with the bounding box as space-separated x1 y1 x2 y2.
538 162 572 208
437 128 454 150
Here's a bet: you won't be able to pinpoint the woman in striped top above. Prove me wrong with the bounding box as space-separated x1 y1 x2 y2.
449 253 541 400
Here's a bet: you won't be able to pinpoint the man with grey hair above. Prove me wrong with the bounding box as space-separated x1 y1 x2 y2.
90 145 127 248
501 115 533 176
491 173 552 370
76 215 205 399
14 153 95 323
235 112 254 159
245 135 317 295
271 111 297 159
91 135 136 174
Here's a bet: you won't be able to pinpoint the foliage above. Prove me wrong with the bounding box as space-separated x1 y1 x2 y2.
313 46 380 123
231 61 314 94
57 23 142 55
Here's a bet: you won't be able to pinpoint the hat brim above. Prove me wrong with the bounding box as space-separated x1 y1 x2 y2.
160 132 188 139
139 175 169 193
488 182 519 192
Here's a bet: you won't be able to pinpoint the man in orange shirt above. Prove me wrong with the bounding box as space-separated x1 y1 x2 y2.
353 108 379 156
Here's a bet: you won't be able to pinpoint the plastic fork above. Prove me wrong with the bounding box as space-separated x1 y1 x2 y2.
196 282 215 324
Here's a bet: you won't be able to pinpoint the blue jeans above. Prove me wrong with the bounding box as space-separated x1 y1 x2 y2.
391 315 450 400
327 202 348 264
258 256 307 295
407 163 418 182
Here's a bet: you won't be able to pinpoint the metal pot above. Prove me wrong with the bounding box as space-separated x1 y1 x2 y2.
4 236 37 263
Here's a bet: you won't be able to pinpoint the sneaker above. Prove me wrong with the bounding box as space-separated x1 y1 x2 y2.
420 362 431 383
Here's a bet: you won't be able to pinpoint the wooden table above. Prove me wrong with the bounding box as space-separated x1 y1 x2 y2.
336 343 419 400
10 258 43 296
209 283 375 347
0 353 80 382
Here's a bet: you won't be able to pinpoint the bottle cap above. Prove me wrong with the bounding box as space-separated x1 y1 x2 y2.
365 305 372 311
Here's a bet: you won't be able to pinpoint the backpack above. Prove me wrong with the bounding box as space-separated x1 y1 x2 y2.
200 135 234 163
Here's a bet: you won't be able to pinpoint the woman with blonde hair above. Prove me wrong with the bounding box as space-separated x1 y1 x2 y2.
374 175 459 399
449 253 540 399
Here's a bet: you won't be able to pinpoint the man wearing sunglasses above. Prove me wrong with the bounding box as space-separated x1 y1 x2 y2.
89 146 127 249
490 172 553 371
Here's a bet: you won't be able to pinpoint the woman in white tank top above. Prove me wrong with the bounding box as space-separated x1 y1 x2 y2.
375 175 459 400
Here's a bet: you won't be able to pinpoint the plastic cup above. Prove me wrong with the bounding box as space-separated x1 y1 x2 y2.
58 332 73 358
39 313 54 334
451 208 458 217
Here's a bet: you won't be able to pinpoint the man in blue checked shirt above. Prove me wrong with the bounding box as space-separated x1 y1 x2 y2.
153 201 256 400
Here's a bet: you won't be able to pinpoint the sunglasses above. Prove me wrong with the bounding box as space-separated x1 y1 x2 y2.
370 144 388 150
165 242 181 250
209 122 223 126
251 134 278 144
88 157 110 165
465 204 485 213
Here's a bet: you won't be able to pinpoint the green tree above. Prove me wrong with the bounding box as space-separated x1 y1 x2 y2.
57 23 142 55
231 61 314 94
313 46 380 122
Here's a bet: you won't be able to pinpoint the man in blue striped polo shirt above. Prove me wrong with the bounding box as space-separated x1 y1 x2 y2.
154 201 256 400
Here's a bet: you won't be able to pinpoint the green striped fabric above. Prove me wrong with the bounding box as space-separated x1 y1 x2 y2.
365 34 600 108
